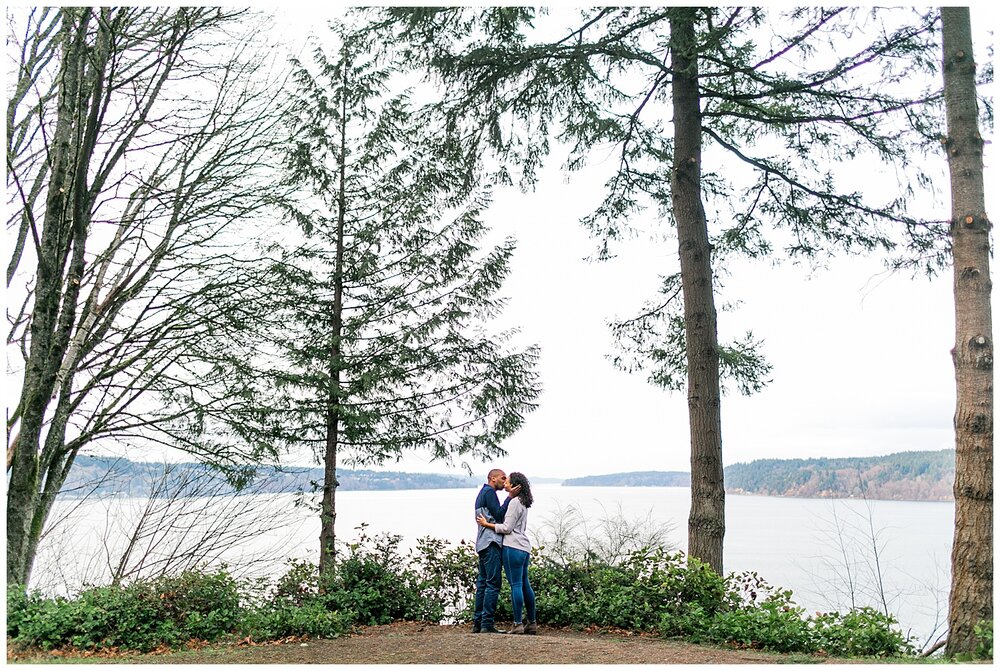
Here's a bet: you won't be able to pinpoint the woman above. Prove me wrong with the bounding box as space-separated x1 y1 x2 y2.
476 471 537 635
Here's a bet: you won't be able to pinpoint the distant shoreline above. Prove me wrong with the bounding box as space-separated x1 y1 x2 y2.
546 483 952 503
63 448 954 502
556 449 955 502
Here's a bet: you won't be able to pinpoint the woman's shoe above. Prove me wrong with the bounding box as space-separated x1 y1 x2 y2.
509 623 526 635
525 622 537 635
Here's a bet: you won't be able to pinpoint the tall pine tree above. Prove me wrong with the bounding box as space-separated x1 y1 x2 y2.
272 33 540 576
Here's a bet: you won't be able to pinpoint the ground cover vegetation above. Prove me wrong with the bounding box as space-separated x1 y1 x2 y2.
8 530 941 659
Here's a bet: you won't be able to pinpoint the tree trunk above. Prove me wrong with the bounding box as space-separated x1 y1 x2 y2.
7 9 91 586
941 6 993 657
670 8 725 575
318 56 351 580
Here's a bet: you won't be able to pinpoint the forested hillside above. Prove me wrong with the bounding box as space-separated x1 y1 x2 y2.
559 450 954 501
562 471 692 487
725 449 954 501
61 456 480 498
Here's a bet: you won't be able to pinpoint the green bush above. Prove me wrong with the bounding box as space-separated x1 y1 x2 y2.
262 530 447 628
272 558 321 606
240 600 350 640
7 532 920 659
528 548 729 632
410 536 478 621
7 570 243 652
325 553 427 624
809 608 914 657
705 599 813 652
6 585 31 639
278 530 438 625
507 547 913 658
974 619 993 660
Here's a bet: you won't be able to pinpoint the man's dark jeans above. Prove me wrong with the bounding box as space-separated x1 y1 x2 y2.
473 543 503 628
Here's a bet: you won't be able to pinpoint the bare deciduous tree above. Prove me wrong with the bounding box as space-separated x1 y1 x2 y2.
6 7 286 586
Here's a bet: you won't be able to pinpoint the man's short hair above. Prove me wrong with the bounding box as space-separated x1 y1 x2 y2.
487 468 503 481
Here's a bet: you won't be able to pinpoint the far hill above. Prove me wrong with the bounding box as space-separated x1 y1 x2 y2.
61 455 562 498
563 471 691 487
559 449 954 501
724 448 954 501
61 455 482 498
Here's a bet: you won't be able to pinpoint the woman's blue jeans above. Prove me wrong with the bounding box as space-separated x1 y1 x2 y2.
502 546 536 624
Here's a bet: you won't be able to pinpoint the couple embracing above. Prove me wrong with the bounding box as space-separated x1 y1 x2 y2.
472 469 537 635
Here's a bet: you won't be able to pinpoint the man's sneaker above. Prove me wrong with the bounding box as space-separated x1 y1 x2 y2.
508 623 526 635
525 622 538 635
472 624 481 634
479 625 505 634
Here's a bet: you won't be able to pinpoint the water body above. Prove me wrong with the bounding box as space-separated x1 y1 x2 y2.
37 485 952 648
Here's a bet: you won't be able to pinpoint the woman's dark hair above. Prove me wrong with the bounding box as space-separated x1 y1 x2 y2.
509 472 533 508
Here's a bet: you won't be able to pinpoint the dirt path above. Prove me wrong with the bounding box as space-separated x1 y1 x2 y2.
10 622 853 664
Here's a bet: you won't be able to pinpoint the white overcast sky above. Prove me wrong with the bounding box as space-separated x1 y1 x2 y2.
263 4 996 480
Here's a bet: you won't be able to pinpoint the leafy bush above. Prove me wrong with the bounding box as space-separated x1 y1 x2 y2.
6 585 30 639
975 619 993 660
325 544 428 624
705 598 813 652
502 546 913 658
264 529 447 627
240 600 350 640
410 536 478 621
272 558 321 606
528 548 729 632
7 570 243 652
809 607 914 657
7 530 919 659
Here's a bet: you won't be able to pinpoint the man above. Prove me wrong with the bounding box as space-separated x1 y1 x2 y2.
472 468 519 634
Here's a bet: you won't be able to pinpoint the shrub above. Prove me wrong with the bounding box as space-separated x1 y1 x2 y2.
5 584 30 639
529 548 729 633
263 530 444 627
240 600 350 640
410 536 478 622
512 546 913 658
272 558 321 606
323 530 434 624
809 608 915 657
706 599 812 652
6 570 244 652
975 619 993 660
6 531 921 659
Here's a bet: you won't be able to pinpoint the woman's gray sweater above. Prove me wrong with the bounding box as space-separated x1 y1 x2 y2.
493 497 531 553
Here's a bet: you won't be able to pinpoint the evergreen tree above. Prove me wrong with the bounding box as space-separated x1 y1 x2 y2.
367 7 943 573
271 34 541 576
940 6 992 657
